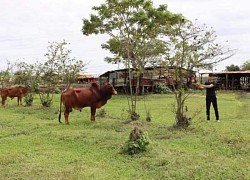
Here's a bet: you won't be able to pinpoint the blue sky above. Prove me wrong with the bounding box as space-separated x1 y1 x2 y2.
0 0 249 74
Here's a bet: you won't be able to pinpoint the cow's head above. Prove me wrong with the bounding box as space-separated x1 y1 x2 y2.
24 84 32 93
101 83 117 98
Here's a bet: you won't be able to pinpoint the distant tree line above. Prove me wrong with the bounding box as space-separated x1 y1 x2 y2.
225 60 250 71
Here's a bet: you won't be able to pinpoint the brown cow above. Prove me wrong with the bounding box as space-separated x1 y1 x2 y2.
1 85 30 106
58 82 117 124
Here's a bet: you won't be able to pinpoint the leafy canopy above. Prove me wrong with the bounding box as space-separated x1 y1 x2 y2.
166 20 236 71
225 64 240 71
82 0 182 68
241 60 250 70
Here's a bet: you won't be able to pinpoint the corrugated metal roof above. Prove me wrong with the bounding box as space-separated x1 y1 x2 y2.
77 74 99 79
200 70 250 75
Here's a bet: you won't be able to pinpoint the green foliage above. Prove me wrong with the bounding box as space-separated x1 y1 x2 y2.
12 61 36 86
82 0 182 121
154 84 172 94
31 78 40 93
166 19 235 128
225 64 240 71
121 131 150 155
83 0 182 67
241 60 250 70
54 87 61 94
35 40 85 107
39 93 53 107
24 93 34 106
0 69 11 87
39 40 85 88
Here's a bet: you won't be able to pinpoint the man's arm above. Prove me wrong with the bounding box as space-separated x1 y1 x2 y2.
195 82 214 89
201 83 214 88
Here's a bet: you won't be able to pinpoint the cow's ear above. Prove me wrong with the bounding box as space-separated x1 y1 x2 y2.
104 82 110 86
91 82 99 88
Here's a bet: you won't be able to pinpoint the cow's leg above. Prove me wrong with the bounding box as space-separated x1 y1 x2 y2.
17 97 20 105
64 111 69 125
20 97 22 105
90 106 96 121
64 107 72 125
1 96 6 106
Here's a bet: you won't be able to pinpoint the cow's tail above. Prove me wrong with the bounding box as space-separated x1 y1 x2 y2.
58 94 63 123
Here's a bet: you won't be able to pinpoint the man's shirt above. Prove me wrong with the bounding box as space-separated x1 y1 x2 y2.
205 81 216 96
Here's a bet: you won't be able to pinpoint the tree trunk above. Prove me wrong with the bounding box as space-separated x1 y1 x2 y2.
174 70 190 128
126 48 140 121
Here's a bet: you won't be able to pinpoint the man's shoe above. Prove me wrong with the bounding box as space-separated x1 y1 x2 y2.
216 120 220 122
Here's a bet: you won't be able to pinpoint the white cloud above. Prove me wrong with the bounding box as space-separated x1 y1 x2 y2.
161 0 250 70
0 0 249 73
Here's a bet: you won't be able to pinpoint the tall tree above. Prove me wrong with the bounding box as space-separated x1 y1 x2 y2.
41 40 85 88
12 61 36 106
13 61 35 85
0 70 10 88
241 60 250 70
0 61 14 87
82 0 182 120
37 40 85 107
225 64 240 71
164 19 235 127
0 70 11 87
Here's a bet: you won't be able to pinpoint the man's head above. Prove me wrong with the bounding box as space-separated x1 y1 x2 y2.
208 76 215 82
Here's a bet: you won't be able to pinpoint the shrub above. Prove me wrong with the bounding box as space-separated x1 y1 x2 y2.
54 87 61 94
154 84 172 94
39 93 53 107
24 93 33 106
121 127 150 155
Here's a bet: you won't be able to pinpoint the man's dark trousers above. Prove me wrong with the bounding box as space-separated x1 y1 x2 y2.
206 95 219 120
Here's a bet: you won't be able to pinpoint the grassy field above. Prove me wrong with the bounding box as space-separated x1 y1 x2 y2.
0 91 249 179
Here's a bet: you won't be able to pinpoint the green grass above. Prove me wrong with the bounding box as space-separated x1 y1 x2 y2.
0 92 249 179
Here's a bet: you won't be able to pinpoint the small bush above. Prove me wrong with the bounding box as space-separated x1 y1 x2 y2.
154 84 172 94
24 93 33 106
121 127 150 155
54 87 61 94
39 93 53 107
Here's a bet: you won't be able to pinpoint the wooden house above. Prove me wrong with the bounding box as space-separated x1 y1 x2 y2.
199 70 250 90
77 74 99 84
99 66 197 94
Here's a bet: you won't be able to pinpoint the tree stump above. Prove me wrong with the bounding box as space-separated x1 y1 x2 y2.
129 126 142 141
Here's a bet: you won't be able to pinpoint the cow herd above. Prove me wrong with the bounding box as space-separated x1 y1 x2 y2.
0 83 117 125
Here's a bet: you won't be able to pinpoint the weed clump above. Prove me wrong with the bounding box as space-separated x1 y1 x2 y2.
24 93 33 106
121 127 150 155
96 109 107 118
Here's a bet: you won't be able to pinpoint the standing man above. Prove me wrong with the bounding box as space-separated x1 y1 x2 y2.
199 77 220 122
